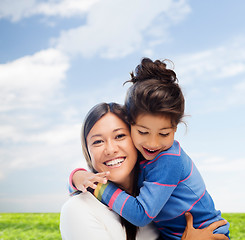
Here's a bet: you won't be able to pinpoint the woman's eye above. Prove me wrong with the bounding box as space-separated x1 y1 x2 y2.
116 134 126 139
138 130 148 135
160 133 170 137
92 140 103 145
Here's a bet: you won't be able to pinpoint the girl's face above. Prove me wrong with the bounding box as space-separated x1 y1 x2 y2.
131 113 176 160
87 113 137 189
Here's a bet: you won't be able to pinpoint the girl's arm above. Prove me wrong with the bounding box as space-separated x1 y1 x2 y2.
93 156 183 227
181 212 229 240
69 168 110 193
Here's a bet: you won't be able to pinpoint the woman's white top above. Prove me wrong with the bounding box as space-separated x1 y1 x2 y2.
60 192 159 240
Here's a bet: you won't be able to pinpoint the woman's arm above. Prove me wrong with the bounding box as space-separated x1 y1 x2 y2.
181 212 229 240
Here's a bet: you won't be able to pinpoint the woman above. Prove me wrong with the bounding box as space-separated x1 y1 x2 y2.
60 102 228 240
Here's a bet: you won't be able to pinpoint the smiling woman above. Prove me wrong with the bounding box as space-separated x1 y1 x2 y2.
86 112 138 192
60 102 160 240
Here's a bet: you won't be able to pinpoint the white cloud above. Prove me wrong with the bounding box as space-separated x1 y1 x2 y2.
0 122 81 144
173 37 245 114
0 75 127 180
54 0 191 58
28 123 81 145
189 154 245 212
0 48 69 111
0 124 87 181
0 0 35 22
1 0 191 58
0 0 99 22
226 80 245 106
195 155 245 173
0 128 83 175
175 37 245 85
0 65 127 180
0 48 73 181
33 0 100 18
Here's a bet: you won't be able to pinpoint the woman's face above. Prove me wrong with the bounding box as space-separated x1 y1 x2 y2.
86 112 138 188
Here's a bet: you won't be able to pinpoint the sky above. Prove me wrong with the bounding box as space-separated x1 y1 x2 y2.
0 0 245 213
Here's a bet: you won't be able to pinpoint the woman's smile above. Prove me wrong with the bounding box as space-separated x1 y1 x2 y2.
87 112 137 188
103 157 126 168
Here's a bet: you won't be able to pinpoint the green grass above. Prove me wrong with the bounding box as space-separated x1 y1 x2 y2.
222 213 245 240
0 213 61 240
0 213 244 239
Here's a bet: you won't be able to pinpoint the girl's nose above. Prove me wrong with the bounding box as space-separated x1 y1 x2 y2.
147 135 160 149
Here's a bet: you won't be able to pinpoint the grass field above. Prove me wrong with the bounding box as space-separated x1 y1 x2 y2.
0 213 244 239
0 213 61 240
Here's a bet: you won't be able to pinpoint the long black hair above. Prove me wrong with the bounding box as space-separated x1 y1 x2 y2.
81 102 139 240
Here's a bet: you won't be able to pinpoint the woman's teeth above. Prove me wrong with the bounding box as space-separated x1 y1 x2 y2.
104 158 125 166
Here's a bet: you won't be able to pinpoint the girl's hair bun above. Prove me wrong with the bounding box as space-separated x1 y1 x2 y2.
128 57 177 84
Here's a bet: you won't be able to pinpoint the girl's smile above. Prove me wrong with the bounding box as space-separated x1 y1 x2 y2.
131 113 176 160
142 147 161 158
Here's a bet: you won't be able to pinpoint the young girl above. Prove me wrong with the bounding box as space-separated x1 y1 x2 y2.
70 58 230 240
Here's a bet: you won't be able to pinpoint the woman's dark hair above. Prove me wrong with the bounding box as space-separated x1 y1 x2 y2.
81 102 139 240
125 58 185 127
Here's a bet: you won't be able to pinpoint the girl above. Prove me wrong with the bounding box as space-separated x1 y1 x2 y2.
62 102 227 240
69 58 230 239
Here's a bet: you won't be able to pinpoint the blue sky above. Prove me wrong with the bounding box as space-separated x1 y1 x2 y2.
0 0 244 213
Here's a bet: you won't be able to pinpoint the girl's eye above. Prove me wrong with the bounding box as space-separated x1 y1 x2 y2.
138 130 148 135
160 133 170 137
116 134 126 139
92 140 103 145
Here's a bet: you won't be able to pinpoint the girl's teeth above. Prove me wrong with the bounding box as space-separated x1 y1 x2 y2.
146 149 157 153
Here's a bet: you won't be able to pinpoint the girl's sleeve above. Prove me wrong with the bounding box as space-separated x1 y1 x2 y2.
68 168 87 194
93 156 183 227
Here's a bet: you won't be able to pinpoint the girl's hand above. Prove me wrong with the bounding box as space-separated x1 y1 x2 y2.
181 212 229 240
73 170 110 193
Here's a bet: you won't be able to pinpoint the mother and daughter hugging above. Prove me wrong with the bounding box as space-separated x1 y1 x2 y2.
60 58 230 240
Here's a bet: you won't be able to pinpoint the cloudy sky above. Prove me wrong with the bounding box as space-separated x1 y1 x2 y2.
0 0 244 213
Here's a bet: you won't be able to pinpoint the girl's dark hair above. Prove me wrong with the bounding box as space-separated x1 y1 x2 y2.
81 102 139 240
125 58 185 127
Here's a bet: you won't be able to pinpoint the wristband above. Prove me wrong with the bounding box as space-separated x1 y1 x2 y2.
69 168 87 191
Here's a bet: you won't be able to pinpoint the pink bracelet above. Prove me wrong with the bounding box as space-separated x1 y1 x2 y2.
69 168 87 191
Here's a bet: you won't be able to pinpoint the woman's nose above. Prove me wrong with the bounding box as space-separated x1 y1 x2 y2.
104 140 118 155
